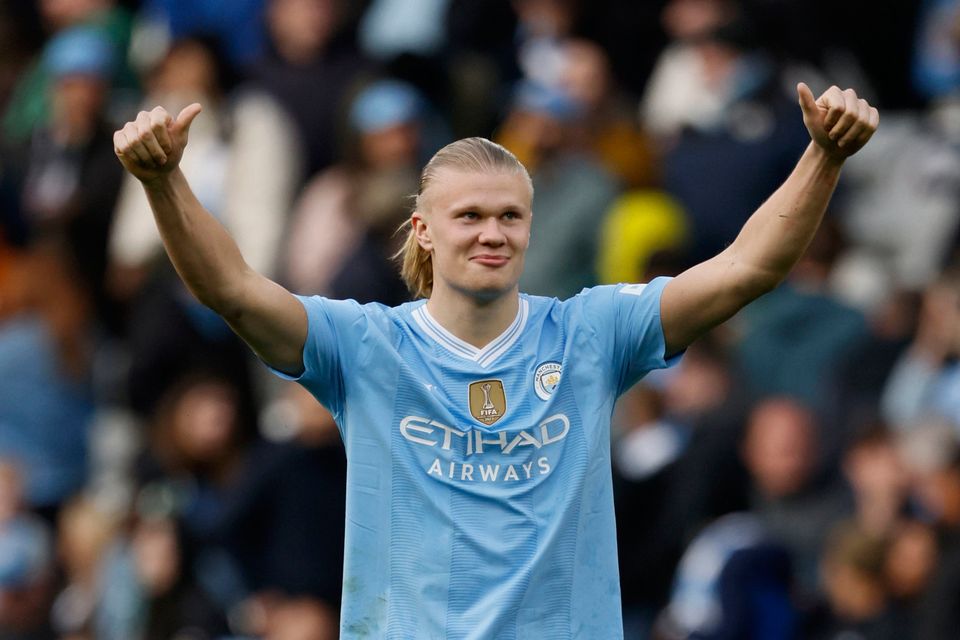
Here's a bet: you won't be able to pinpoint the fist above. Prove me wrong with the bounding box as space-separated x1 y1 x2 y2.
797 83 879 161
113 104 202 183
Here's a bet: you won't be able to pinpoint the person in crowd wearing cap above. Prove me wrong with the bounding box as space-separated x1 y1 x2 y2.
2 0 135 146
112 79 877 636
282 78 436 305
18 25 125 321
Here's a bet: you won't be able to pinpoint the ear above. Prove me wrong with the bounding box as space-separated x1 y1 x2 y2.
411 211 432 251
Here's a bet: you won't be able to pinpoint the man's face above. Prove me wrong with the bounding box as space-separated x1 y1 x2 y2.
413 168 533 302
743 400 816 498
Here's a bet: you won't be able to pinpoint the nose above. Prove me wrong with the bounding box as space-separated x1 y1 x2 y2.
477 217 506 245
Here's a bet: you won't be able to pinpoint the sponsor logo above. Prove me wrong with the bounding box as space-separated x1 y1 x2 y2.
534 361 562 401
469 379 506 425
399 413 570 484
426 457 552 482
399 414 569 456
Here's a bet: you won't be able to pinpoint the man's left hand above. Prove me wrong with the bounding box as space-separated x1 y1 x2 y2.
797 83 879 161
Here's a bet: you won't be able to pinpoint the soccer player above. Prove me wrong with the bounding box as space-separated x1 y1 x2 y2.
113 83 878 638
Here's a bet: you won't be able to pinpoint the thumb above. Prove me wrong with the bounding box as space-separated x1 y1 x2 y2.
796 82 818 119
173 103 202 137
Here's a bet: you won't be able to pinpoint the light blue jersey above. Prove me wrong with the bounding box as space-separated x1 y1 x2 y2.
272 277 679 638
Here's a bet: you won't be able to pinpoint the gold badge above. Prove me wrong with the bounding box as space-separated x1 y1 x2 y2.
469 379 507 425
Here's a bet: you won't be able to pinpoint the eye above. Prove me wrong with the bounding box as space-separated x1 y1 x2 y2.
502 210 521 220
460 210 480 220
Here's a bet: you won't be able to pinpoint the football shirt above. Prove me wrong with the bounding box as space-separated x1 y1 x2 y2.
272 276 678 638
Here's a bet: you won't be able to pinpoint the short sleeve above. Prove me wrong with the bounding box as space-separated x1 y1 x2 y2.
578 276 681 395
266 295 362 418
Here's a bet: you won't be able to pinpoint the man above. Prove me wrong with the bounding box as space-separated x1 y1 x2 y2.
114 82 877 637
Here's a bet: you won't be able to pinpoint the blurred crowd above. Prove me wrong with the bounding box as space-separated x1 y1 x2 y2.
1 0 960 638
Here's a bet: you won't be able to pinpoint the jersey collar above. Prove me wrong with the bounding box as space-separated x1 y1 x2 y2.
412 298 529 368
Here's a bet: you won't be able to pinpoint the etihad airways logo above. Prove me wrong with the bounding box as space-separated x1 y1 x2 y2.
399 413 571 483
399 413 569 455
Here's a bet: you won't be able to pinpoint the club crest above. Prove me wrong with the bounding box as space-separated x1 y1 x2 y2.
469 379 507 425
534 362 562 401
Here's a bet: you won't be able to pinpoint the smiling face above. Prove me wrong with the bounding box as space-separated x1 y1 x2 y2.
413 168 533 303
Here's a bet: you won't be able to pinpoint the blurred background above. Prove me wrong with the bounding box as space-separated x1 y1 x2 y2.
0 0 959 638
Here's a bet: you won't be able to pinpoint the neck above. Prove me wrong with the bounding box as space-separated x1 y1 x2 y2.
425 283 520 349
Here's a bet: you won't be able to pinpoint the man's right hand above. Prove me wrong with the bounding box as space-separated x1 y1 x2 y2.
113 104 202 183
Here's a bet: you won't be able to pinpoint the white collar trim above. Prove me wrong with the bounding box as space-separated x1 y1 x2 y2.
412 298 529 367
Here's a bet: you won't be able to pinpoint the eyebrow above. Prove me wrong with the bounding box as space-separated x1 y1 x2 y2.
449 203 526 215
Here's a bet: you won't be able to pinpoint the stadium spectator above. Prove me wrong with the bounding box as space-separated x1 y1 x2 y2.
826 287 918 442
643 2 812 264
734 222 868 424
0 244 94 512
806 521 907 640
612 383 687 636
556 38 660 188
249 0 370 180
842 425 909 537
741 397 853 598
137 370 347 630
50 495 123 638
18 25 125 326
654 512 797 640
882 265 960 433
281 78 429 304
442 0 519 137
912 0 960 101
0 461 56 639
884 520 938 633
95 512 229 640
898 430 960 638
640 0 743 139
2 0 134 146
497 80 621 298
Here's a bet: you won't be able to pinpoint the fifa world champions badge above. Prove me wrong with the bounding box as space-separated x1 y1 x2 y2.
469 380 507 425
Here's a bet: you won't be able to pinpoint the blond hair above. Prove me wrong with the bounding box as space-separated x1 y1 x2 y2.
396 137 531 299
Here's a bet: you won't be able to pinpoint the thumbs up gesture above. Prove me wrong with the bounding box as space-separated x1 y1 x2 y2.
797 83 879 161
113 104 203 183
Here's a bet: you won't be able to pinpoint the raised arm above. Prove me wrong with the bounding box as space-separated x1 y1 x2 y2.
113 105 307 374
660 83 879 355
